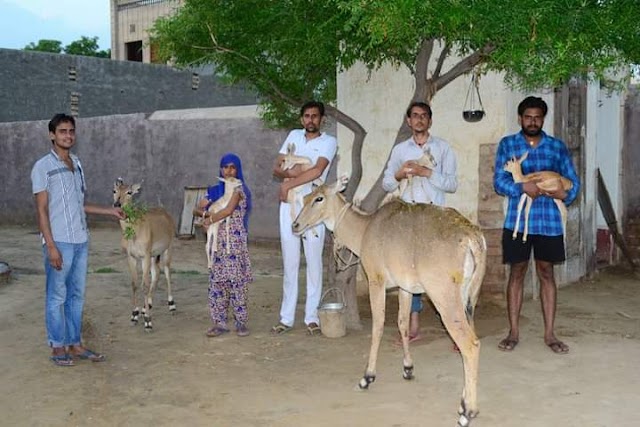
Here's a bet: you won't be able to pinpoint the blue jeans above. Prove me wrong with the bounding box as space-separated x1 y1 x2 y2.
43 241 88 347
411 293 424 313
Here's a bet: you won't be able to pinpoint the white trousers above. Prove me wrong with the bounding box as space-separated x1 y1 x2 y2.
278 202 325 327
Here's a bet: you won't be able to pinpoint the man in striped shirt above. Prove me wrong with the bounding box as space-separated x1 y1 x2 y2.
493 96 580 355
31 113 124 366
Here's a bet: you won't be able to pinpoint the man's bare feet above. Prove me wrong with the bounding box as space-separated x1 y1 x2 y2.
393 333 424 347
498 337 519 352
546 340 569 354
408 333 423 343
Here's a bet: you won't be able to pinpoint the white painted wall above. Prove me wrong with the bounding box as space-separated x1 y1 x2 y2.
337 60 556 222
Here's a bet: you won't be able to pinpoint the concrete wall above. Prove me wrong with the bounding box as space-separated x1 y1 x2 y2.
0 106 297 240
337 58 594 288
0 48 257 123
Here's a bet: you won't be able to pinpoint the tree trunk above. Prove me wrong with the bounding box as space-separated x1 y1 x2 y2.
321 41 491 329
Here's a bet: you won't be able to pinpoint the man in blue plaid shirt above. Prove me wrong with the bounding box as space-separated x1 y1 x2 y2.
493 96 580 355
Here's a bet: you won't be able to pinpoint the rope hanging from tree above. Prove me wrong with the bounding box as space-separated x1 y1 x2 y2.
462 70 486 123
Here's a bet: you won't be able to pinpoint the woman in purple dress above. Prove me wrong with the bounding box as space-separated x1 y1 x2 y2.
194 153 253 337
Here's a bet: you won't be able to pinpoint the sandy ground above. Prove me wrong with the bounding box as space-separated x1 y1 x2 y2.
1 225 639 427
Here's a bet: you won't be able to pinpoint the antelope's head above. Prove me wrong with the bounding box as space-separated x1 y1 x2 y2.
218 176 243 191
419 148 437 169
281 143 312 171
292 175 349 235
503 151 529 175
113 178 141 208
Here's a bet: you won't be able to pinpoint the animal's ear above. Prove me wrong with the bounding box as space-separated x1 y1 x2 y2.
131 184 141 194
218 177 227 183
115 177 123 187
287 143 295 154
519 151 529 162
332 174 349 193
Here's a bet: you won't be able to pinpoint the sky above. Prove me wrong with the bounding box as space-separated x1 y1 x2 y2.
0 0 111 51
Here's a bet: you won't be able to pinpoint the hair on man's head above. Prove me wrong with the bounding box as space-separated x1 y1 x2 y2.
300 101 325 117
406 101 433 118
48 113 76 133
517 96 548 116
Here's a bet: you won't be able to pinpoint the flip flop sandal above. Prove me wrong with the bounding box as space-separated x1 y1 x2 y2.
547 341 569 354
306 322 321 336
271 323 292 335
50 354 75 367
206 326 230 337
74 349 106 362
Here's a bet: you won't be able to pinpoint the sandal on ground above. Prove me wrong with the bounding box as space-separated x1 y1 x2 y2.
206 326 230 337
50 354 75 367
271 323 292 335
547 340 569 354
73 349 106 362
236 325 250 337
306 322 321 336
498 338 519 352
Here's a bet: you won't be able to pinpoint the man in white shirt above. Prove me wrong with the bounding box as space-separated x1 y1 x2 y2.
382 101 458 343
271 101 337 336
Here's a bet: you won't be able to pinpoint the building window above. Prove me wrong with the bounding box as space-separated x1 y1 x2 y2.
126 41 143 62
129 24 136 33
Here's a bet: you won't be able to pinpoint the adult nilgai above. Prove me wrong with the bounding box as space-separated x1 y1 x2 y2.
113 179 176 330
292 178 486 427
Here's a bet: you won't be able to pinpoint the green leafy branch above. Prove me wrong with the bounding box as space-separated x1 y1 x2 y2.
122 203 147 240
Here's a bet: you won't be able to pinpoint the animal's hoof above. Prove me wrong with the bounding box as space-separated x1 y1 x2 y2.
144 316 152 331
358 374 376 390
402 365 414 380
131 310 140 323
168 300 176 312
457 414 470 427
457 400 478 426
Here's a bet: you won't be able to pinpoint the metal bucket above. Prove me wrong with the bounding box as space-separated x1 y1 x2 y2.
317 287 346 338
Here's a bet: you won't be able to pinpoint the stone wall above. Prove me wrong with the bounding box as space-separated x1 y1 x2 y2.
0 108 302 240
0 48 257 123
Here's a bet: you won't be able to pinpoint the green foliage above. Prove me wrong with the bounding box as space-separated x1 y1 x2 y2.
24 36 110 58
152 0 640 123
334 0 640 91
94 267 118 274
122 203 148 240
151 0 347 127
24 39 62 53
64 36 110 58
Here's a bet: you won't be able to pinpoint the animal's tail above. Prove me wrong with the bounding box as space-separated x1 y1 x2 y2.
461 233 487 322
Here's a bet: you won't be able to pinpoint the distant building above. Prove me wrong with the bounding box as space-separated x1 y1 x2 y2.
110 0 183 63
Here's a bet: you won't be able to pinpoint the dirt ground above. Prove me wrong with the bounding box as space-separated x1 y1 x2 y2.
1 225 639 427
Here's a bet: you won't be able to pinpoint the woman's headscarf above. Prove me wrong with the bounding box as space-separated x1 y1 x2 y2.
206 152 252 231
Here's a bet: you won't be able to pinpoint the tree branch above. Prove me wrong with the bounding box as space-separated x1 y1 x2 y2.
325 105 367 202
433 44 495 93
432 41 450 80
